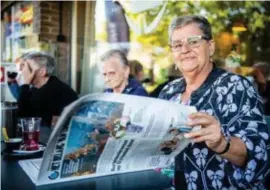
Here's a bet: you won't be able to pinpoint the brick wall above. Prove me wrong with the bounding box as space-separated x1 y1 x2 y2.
40 2 60 42
34 1 72 84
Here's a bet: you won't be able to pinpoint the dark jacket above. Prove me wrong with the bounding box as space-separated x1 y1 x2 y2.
18 76 78 126
104 78 148 97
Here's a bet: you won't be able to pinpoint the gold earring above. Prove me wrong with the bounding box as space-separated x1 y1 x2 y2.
175 65 178 70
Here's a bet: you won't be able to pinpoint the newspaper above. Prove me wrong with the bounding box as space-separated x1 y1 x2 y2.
19 93 199 186
19 158 42 184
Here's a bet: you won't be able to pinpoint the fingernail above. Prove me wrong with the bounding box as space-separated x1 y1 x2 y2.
184 133 189 138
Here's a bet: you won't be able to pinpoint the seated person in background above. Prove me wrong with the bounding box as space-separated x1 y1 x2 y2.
150 64 181 98
100 49 148 96
129 60 144 83
17 51 78 126
253 61 270 115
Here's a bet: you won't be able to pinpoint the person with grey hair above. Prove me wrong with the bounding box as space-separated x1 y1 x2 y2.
17 51 78 126
158 15 269 189
100 49 148 96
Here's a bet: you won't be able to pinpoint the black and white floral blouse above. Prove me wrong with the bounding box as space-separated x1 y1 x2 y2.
159 66 269 190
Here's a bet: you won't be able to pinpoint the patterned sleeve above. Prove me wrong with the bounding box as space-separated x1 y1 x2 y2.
217 75 269 189
158 78 182 100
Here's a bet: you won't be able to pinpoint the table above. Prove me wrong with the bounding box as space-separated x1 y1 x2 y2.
1 126 172 190
1 156 172 190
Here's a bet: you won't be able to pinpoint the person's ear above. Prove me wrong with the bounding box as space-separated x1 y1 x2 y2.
39 67 47 77
209 40 215 57
124 66 130 79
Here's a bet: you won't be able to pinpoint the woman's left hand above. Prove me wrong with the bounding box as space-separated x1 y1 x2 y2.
184 112 227 153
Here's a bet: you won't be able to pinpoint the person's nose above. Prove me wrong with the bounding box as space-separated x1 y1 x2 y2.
180 43 190 54
104 75 110 82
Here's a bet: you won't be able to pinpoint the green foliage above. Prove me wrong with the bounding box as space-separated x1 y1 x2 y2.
127 1 270 81
130 1 269 47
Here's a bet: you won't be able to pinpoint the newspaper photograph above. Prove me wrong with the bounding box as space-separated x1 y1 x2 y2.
19 93 199 186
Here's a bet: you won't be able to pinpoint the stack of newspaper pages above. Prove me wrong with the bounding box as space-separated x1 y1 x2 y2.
19 93 200 186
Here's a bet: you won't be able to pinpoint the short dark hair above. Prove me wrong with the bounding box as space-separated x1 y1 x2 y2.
169 15 212 43
129 60 143 75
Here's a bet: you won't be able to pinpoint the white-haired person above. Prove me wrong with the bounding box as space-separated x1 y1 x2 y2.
100 49 148 96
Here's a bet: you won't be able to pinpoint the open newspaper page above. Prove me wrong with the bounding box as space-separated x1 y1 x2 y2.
33 93 199 185
19 158 42 184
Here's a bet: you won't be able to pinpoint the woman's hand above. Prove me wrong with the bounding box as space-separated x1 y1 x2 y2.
184 112 227 153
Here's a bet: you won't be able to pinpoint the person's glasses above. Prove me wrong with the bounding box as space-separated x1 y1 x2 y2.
170 35 209 52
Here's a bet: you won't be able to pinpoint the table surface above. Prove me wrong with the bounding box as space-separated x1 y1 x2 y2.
1 127 172 190
1 156 172 190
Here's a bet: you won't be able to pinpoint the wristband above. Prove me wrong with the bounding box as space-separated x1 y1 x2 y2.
215 139 230 155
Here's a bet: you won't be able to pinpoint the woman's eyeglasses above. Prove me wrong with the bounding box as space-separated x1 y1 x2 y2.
170 35 209 52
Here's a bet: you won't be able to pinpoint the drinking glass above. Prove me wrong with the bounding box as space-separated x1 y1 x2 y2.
19 117 41 150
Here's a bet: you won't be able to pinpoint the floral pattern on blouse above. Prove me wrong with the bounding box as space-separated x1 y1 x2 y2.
158 66 270 190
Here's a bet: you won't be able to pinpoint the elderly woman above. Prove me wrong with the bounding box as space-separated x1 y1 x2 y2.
100 49 148 96
159 15 269 189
